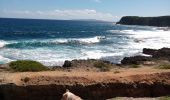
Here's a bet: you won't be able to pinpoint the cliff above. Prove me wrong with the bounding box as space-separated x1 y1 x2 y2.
116 16 170 27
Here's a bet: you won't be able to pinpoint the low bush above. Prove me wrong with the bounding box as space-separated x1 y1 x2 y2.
94 61 111 71
9 60 48 72
113 70 120 74
159 96 170 100
21 77 30 83
130 64 140 68
157 64 170 69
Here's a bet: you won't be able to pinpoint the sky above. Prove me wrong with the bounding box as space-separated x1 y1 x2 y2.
0 0 170 21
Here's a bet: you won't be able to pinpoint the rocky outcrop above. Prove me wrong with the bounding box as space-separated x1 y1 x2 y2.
121 48 170 65
143 48 158 56
116 16 170 27
121 56 151 65
0 64 9 70
143 48 170 59
62 59 111 68
0 72 170 100
62 60 72 68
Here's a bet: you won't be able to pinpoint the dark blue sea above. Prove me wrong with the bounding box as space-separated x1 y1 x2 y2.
0 18 170 66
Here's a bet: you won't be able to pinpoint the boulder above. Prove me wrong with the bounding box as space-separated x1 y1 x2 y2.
121 56 151 65
153 48 170 58
0 64 10 70
143 48 158 56
143 48 170 58
62 60 72 68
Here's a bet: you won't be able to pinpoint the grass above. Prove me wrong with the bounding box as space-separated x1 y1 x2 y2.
9 60 49 72
157 64 170 69
94 61 111 71
159 96 170 100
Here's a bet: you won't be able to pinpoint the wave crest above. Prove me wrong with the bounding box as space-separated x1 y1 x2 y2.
4 36 105 49
0 40 8 48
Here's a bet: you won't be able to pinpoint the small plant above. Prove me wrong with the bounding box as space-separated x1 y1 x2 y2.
94 61 111 71
114 70 120 74
21 77 30 83
9 60 48 72
157 64 170 69
130 64 140 68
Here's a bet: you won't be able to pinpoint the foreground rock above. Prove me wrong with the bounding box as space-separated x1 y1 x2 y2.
116 16 170 27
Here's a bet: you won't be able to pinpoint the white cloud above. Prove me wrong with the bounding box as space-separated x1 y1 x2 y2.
1 9 120 21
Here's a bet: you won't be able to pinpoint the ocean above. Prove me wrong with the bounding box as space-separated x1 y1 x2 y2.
0 18 170 66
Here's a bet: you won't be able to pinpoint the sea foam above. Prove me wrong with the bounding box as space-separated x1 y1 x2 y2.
54 36 105 44
0 40 8 48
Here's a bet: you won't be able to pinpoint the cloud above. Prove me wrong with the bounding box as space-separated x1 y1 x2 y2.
1 9 120 21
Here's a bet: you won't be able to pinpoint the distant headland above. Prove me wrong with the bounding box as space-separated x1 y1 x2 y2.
117 16 170 27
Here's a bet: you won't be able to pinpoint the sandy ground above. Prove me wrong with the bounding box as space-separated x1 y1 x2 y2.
0 67 170 86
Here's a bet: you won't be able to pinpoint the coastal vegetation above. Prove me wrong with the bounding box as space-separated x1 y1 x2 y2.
130 64 140 68
157 64 170 69
9 60 48 72
159 96 170 100
93 61 111 71
117 16 170 27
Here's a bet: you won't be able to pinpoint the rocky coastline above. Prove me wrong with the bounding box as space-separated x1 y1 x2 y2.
0 47 170 100
116 16 170 27
121 48 170 65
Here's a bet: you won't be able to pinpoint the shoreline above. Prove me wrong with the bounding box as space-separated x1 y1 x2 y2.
1 47 170 100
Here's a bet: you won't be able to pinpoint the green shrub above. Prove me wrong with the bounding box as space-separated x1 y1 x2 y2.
130 64 140 68
157 64 170 69
9 60 48 72
159 96 170 100
94 61 111 71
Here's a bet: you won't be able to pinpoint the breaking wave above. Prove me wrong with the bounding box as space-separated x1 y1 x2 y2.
0 40 8 48
3 36 105 49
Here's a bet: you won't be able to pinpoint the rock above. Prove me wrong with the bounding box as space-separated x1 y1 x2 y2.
153 48 170 58
51 66 62 70
121 56 151 65
121 47 170 65
0 64 10 70
62 60 72 68
70 59 98 68
143 48 158 56
143 48 170 58
116 16 170 27
1 72 170 100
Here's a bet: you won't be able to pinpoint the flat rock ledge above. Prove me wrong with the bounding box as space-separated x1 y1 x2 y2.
0 72 170 100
